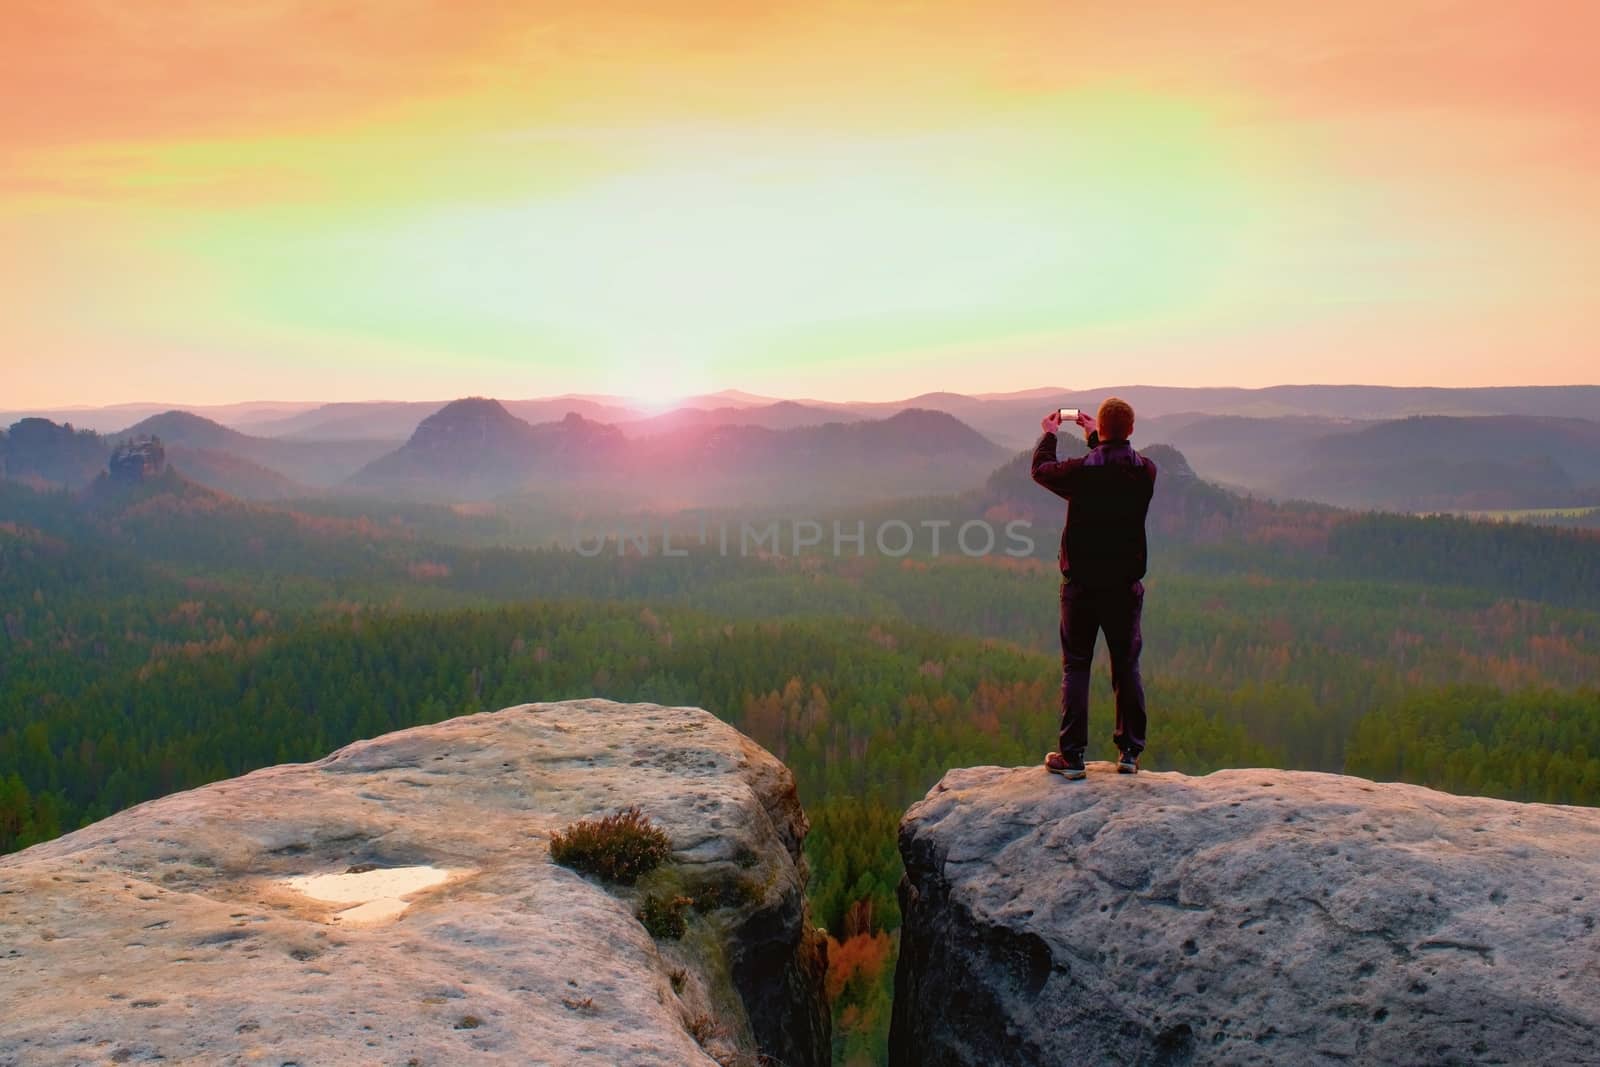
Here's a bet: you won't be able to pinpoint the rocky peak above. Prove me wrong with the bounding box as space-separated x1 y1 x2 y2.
0 700 829 1066
1138 442 1196 480
891 764 1600 1066
531 411 626 455
108 436 167 482
408 397 530 451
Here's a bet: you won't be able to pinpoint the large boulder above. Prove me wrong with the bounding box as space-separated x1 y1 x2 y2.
0 700 829 1066
891 763 1600 1066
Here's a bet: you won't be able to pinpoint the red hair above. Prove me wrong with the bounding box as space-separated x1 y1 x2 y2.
1097 397 1135 442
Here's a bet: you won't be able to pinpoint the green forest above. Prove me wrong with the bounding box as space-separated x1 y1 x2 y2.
3 474 1599 1064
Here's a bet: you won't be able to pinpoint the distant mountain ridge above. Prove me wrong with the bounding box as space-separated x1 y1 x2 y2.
11 388 1599 513
113 410 393 490
0 411 380 500
642 407 1007 505
1271 415 1600 510
826 386 1600 449
348 399 629 498
628 400 867 438
0 418 108 489
0 401 318 436
24 384 1593 448
347 400 1007 505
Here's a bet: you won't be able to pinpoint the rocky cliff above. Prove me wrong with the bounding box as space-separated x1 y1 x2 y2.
108 436 167 482
0 699 829 1066
892 763 1600 1066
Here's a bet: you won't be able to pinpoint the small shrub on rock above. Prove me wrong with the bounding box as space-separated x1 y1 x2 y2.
638 893 694 939
685 1012 720 1045
693 878 764 912
549 806 672 885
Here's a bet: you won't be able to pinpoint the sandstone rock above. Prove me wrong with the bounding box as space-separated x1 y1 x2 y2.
0 700 828 1066
891 763 1600 1066
108 437 167 482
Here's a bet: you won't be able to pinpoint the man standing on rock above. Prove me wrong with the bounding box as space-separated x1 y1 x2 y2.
1031 398 1157 780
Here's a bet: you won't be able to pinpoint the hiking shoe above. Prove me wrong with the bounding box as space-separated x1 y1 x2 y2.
1117 750 1140 774
1045 751 1086 780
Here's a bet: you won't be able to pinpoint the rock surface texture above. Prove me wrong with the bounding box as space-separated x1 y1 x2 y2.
1 700 829 1066
891 763 1600 1066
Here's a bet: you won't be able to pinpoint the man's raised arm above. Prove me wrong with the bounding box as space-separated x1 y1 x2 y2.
1031 410 1087 501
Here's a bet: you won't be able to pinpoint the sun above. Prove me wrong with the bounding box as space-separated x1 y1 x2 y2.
610 349 709 413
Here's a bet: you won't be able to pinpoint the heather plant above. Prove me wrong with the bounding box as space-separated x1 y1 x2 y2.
685 1013 720 1046
549 806 672 885
638 892 694 939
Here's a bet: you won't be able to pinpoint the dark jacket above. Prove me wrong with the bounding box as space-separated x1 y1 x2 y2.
1031 431 1158 585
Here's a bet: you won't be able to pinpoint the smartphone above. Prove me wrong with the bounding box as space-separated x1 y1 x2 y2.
1058 407 1079 420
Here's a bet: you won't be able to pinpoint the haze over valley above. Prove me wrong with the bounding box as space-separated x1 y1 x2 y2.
7 383 1599 518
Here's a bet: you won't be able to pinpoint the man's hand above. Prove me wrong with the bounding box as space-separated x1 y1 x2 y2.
1075 410 1098 437
1041 410 1063 435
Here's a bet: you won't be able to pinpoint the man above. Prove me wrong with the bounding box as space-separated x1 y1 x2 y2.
1031 397 1157 780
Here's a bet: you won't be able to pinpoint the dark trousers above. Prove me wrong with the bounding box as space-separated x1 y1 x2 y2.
1058 578 1146 758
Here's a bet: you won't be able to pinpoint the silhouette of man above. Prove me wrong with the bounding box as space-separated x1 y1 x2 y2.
1031 398 1157 779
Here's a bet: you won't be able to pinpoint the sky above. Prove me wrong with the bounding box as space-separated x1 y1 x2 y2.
3 0 1597 407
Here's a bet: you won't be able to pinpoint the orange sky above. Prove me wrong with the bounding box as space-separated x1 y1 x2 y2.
4 1 1598 405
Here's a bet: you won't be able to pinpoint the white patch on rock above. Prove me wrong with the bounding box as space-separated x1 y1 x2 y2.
280 865 466 924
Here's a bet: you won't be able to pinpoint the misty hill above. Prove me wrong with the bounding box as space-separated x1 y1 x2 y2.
1016 384 1600 422
1272 415 1600 510
347 399 629 499
235 399 446 440
0 464 453 589
654 407 1000 466
1134 414 1371 491
27 385 1600 451
240 397 638 441
1122 413 1600 511
163 448 312 500
116 409 255 451
114 410 394 488
0 401 319 436
0 418 108 488
502 397 646 427
681 388 791 407
828 385 1600 449
633 407 1008 507
627 400 867 438
1209 384 1600 420
348 401 1007 506
0 416 300 500
241 394 810 442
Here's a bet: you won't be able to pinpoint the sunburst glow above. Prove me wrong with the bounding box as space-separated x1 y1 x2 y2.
4 1 1596 405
